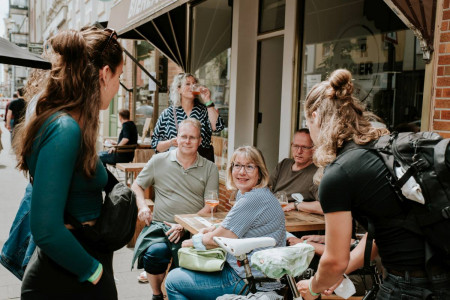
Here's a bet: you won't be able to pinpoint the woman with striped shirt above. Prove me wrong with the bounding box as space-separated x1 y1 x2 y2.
151 73 224 162
165 146 286 299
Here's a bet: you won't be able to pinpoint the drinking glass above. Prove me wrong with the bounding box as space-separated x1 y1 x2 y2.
191 84 202 96
275 191 288 208
205 191 219 220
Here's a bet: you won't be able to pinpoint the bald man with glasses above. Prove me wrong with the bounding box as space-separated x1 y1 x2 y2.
269 128 322 214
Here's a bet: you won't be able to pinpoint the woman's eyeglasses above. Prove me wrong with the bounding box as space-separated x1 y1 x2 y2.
232 163 257 173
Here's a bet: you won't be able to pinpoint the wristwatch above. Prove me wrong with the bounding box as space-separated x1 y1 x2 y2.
294 199 303 210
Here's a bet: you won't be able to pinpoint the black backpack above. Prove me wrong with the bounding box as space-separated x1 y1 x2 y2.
66 170 138 252
355 132 450 267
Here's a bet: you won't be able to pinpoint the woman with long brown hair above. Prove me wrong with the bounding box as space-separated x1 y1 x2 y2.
16 26 123 299
296 69 450 299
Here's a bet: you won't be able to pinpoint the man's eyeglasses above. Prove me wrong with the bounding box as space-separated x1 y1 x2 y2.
178 135 200 141
100 28 118 57
291 144 314 151
232 163 257 173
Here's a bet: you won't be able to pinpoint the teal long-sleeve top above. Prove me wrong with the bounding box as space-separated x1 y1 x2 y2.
26 113 107 282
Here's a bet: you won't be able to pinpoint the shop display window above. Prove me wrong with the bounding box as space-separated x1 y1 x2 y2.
191 0 232 174
299 0 425 132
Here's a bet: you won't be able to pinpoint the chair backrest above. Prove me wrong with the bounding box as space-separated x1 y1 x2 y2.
142 118 152 140
114 144 137 154
133 148 155 163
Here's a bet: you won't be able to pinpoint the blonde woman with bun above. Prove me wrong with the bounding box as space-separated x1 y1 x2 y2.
297 69 450 299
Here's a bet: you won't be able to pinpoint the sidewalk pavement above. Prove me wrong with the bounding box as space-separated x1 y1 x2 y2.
0 122 152 300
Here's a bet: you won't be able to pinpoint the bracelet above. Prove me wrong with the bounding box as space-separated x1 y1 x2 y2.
192 233 207 250
309 278 320 297
205 100 214 107
87 263 103 283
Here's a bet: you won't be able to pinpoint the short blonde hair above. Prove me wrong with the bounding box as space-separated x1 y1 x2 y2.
226 146 270 191
178 118 201 138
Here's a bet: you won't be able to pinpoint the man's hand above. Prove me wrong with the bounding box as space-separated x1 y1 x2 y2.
107 147 115 154
138 206 152 226
164 221 185 243
287 237 303 246
182 239 194 248
283 202 296 212
297 279 320 300
301 235 325 244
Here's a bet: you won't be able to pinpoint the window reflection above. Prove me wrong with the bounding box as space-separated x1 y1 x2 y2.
191 0 232 172
300 0 424 131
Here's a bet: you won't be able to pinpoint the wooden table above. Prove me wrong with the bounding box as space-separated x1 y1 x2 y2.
174 210 325 235
116 162 147 185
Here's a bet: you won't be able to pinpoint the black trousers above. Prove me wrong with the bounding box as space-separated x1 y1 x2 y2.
21 229 117 300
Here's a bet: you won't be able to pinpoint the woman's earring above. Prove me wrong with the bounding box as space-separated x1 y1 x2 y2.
104 86 107 91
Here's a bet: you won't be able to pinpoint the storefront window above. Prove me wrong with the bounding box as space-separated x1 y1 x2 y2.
191 0 232 173
135 41 156 137
259 0 285 33
299 0 425 131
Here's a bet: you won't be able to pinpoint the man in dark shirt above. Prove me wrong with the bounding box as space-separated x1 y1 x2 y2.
6 89 26 139
99 109 138 166
270 129 322 214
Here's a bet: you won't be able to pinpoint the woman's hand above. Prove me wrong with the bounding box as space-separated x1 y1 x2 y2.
283 202 296 212
200 86 211 102
199 225 216 234
297 279 320 300
91 268 103 285
170 137 178 148
182 239 194 248
164 221 185 243
138 206 152 226
322 277 344 296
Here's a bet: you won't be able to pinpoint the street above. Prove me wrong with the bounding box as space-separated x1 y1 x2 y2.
0 122 151 300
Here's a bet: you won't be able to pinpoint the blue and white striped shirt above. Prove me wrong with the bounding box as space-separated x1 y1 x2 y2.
151 103 224 149
221 187 286 281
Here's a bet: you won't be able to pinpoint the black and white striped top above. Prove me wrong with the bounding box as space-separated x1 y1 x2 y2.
151 103 224 149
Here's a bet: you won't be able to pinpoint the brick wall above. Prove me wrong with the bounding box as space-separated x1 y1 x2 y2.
218 182 235 212
435 0 450 138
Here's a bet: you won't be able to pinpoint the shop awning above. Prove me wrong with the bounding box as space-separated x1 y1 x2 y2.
383 0 437 62
0 36 51 69
108 0 190 71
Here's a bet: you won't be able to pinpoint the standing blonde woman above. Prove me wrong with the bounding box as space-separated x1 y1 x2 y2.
296 69 450 299
151 73 224 162
16 27 123 299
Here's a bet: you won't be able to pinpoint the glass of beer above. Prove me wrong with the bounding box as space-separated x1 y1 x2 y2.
275 191 288 208
205 191 219 220
191 84 202 96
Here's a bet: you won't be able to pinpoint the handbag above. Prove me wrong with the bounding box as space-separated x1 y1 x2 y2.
178 247 227 272
65 169 138 252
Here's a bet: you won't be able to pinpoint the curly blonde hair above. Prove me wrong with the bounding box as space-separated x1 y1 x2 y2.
169 73 198 107
304 69 389 171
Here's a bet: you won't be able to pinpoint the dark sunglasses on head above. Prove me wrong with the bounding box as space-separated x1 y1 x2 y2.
100 28 118 56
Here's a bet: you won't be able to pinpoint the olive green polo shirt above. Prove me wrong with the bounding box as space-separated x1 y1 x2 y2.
136 150 219 223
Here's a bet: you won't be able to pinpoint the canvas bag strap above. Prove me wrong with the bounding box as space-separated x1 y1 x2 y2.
172 106 179 131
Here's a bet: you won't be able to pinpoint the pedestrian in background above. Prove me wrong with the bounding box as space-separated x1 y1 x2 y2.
15 26 123 299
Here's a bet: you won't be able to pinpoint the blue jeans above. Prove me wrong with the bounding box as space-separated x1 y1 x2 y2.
377 271 450 299
143 242 173 275
165 264 245 300
0 183 36 280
